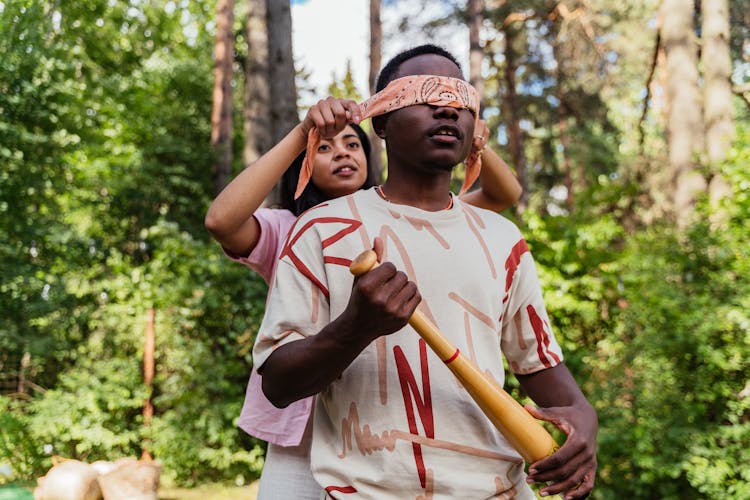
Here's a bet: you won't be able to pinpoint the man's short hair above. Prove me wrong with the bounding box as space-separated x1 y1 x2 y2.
375 44 462 92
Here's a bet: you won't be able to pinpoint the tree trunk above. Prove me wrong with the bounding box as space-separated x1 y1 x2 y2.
702 0 734 166
703 0 734 213
660 0 705 219
141 308 155 461
368 0 384 180
502 26 528 212
266 0 298 207
243 0 272 167
267 0 298 143
210 0 235 195
468 0 485 110
552 32 574 209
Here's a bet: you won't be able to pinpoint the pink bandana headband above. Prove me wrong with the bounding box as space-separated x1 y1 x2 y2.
295 75 486 199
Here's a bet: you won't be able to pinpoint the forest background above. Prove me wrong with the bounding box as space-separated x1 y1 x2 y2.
1 0 749 498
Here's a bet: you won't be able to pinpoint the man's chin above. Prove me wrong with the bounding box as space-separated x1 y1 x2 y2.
430 158 460 172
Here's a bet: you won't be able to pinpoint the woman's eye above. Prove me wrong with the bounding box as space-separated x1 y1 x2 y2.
317 144 331 153
348 142 360 149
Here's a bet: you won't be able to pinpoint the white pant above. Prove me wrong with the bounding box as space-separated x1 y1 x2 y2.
256 420 322 500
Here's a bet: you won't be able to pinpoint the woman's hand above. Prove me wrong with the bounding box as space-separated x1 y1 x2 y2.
301 97 362 139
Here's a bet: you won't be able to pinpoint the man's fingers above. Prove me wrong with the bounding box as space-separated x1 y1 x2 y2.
525 405 575 438
543 468 596 500
566 471 596 499
536 453 590 497
373 238 384 262
381 271 408 299
394 282 421 318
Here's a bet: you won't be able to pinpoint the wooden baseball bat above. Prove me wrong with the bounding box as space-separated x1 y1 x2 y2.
349 249 558 464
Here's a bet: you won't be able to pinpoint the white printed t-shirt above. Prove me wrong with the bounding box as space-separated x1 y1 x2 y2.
253 187 564 499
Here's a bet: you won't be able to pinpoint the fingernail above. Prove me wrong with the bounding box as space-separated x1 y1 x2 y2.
539 492 548 497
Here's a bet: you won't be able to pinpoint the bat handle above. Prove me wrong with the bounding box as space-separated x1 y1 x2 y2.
349 249 379 276
349 250 457 359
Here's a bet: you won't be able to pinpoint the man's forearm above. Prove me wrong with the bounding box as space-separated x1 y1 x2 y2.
259 254 420 408
517 363 591 408
258 312 376 408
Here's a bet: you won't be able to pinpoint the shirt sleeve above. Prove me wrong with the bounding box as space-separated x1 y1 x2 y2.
252 216 331 371
500 241 564 375
222 208 295 284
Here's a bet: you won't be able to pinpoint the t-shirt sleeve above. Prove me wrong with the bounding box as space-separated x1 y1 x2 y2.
222 208 295 284
500 240 564 375
252 217 330 371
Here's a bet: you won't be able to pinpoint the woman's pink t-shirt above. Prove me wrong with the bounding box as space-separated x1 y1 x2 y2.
228 208 313 447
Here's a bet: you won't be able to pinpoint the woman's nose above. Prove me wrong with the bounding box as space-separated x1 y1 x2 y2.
334 144 350 159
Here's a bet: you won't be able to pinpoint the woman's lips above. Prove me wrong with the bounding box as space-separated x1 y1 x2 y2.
332 165 358 176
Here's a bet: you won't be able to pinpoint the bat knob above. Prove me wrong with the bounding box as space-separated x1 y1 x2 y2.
349 249 378 276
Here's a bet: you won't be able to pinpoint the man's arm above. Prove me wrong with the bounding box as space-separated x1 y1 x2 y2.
260 256 421 408
517 364 598 499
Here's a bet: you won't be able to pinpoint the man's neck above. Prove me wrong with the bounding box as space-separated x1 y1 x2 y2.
380 173 453 212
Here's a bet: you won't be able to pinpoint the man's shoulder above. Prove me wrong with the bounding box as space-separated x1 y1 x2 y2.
458 200 522 233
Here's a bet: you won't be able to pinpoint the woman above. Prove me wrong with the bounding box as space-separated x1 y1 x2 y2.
204 97 522 499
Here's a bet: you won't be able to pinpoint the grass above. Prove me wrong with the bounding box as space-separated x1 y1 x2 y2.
0 481 259 500
0 484 33 500
158 482 259 500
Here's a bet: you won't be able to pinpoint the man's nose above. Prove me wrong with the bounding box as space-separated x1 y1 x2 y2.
433 105 459 120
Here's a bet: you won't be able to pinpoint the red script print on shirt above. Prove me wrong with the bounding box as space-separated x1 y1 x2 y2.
280 217 363 299
394 340 435 489
526 304 561 368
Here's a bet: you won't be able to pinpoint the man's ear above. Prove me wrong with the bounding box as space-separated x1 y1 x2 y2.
372 115 387 138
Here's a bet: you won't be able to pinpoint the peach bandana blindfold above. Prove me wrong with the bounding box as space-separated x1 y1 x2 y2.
295 75 486 199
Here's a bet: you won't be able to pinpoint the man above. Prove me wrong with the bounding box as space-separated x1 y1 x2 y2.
254 44 597 499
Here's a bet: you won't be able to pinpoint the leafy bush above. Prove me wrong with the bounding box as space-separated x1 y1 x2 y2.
590 137 750 498
0 397 46 483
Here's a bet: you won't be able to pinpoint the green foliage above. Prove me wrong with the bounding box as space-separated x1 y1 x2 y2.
0 397 45 483
515 129 750 498
6 221 269 484
326 60 363 101
1 0 267 486
28 358 145 461
587 135 749 498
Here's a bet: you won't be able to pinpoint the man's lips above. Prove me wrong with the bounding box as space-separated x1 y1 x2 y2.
428 124 463 143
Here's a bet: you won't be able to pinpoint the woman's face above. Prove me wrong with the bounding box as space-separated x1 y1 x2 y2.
311 125 369 199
